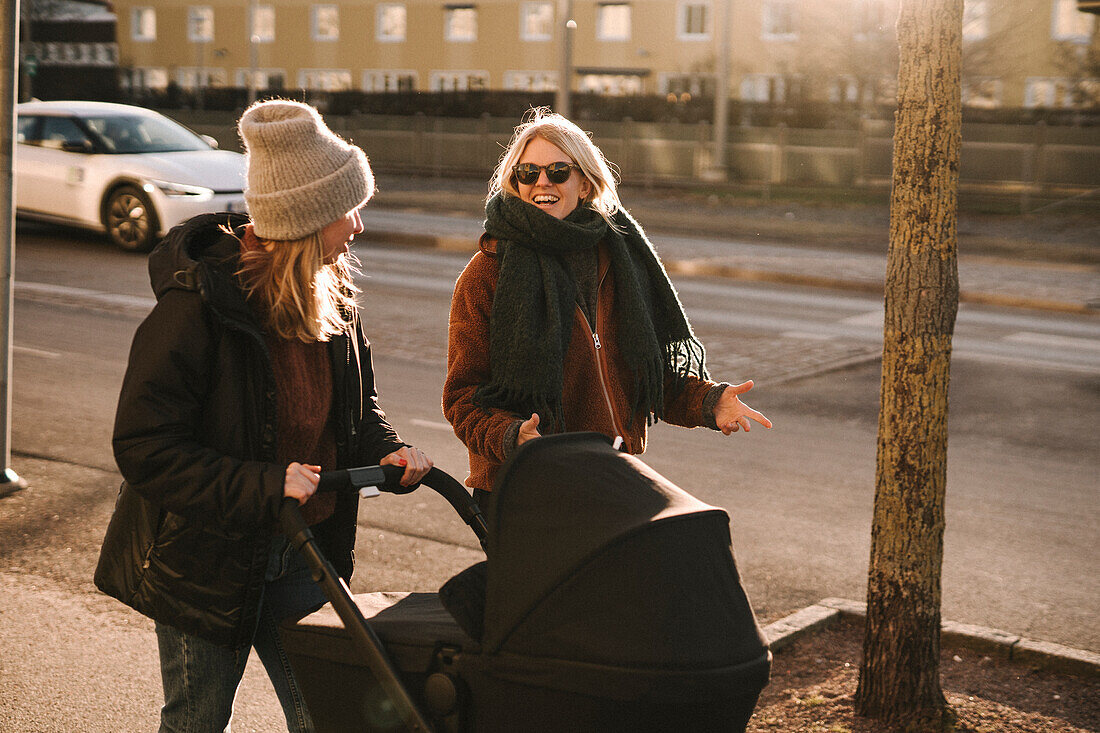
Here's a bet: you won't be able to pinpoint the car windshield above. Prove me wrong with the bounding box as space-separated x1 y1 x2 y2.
83 114 211 154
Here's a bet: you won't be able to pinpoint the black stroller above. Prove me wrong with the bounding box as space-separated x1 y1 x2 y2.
279 432 771 732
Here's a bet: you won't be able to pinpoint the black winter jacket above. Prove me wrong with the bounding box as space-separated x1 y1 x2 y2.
94 213 406 648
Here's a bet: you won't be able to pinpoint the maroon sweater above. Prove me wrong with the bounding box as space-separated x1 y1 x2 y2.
243 227 338 525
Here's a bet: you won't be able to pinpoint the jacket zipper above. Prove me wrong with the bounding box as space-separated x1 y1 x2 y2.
588 265 626 445
590 329 625 444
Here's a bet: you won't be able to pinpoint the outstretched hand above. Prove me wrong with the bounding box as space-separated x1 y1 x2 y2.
517 413 542 445
715 381 773 435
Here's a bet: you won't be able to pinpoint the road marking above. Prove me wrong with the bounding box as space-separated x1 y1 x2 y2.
14 345 61 359
841 310 885 326
15 281 154 315
781 331 833 340
1003 331 1100 353
410 419 453 431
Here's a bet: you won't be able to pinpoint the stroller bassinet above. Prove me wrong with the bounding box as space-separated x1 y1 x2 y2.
280 432 770 732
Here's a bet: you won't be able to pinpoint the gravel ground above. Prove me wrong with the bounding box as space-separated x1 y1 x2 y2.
750 617 1100 732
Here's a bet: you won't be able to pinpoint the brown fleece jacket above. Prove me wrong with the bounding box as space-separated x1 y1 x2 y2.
443 234 721 491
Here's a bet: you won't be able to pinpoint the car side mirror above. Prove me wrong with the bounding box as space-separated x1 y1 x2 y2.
201 134 219 149
61 140 94 154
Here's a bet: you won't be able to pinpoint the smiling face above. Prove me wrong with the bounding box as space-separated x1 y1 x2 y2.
515 136 592 220
319 206 364 263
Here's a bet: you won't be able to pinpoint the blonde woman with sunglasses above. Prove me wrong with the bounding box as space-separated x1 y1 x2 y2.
95 100 432 731
443 108 771 504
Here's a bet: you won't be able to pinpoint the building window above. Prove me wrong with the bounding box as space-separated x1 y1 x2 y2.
429 70 489 91
828 75 859 104
298 68 353 90
504 70 558 91
362 69 418 91
962 0 988 41
235 68 286 90
597 3 631 41
521 2 554 41
132 7 156 42
312 5 340 41
1025 77 1098 108
1024 78 1057 107
25 41 118 67
1052 0 1095 42
177 67 228 89
445 5 478 42
741 73 786 102
1078 79 1100 108
852 0 886 39
251 5 275 43
678 2 710 40
659 72 714 97
130 67 169 91
577 73 643 95
761 0 796 41
377 4 407 42
188 7 214 43
961 77 1002 108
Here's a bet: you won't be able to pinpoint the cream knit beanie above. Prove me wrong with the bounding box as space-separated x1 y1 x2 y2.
238 99 374 241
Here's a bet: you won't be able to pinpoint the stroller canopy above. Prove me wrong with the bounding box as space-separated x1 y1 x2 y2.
480 432 767 700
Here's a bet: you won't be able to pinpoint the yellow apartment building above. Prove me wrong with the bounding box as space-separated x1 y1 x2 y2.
112 0 1097 109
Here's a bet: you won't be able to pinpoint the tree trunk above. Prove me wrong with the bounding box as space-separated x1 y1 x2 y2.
855 1 962 730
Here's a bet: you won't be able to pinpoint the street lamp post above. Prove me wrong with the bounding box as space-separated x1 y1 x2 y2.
195 40 205 110
556 0 575 117
709 0 732 179
1 0 28 498
247 0 258 105
17 0 32 102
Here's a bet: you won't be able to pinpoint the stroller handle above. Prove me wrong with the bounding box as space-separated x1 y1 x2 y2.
305 464 489 548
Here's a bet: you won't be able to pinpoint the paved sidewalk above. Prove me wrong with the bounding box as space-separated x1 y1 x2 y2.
366 174 1100 315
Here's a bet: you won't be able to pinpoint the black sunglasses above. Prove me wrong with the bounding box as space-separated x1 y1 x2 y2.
512 161 580 185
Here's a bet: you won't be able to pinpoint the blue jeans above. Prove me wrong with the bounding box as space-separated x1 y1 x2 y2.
155 536 328 733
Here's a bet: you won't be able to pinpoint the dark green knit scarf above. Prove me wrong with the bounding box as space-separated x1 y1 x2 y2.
474 193 707 432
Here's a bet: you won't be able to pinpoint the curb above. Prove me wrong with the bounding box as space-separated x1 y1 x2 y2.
761 598 1100 678
360 229 1095 316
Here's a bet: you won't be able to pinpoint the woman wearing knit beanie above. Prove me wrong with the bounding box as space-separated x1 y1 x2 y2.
443 108 771 503
95 99 432 732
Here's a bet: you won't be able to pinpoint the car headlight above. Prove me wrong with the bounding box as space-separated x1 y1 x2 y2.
145 179 215 200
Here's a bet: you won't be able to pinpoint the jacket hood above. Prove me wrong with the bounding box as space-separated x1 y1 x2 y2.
148 212 255 328
478 232 498 258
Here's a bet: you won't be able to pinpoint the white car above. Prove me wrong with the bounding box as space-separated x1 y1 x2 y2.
15 100 247 252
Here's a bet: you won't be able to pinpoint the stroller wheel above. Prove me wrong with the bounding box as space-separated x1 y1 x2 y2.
424 672 460 716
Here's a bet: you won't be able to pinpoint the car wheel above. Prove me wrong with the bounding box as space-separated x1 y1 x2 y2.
104 185 159 252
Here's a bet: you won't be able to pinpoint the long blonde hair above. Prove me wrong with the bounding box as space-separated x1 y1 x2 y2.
237 231 360 342
489 107 622 225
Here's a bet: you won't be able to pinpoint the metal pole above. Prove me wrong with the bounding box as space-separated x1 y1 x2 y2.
18 0 31 102
247 0 258 105
196 40 205 111
1 0 28 497
711 0 732 177
555 0 574 117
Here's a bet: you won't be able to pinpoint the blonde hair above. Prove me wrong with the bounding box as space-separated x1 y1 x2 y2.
489 108 622 225
237 231 360 342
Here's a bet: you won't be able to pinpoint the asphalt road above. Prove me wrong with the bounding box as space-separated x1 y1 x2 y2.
2 222 1098 729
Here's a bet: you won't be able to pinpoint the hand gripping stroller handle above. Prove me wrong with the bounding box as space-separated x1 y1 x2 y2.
317 465 489 549
279 497 435 733
315 464 403 493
